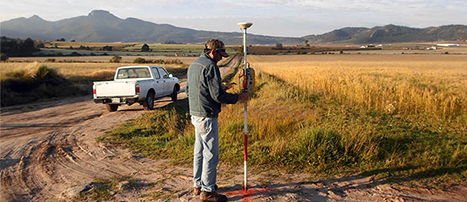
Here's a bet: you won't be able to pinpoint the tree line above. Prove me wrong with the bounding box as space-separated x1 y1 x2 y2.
1 37 40 58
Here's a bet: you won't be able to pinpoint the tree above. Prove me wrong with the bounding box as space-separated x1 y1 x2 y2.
70 52 81 56
1 53 8 61
133 57 146 63
141 44 150 52
304 39 309 46
102 46 113 51
0 37 39 57
36 43 45 48
22 38 35 51
275 43 283 50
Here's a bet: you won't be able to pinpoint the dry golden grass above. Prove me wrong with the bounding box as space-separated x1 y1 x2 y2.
42 41 136 49
249 54 467 121
1 61 188 81
103 54 466 183
0 60 190 106
5 56 198 64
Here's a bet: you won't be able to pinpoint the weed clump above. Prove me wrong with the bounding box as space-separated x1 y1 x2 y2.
1 64 88 107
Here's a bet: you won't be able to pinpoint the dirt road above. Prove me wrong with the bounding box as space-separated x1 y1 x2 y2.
1 56 466 201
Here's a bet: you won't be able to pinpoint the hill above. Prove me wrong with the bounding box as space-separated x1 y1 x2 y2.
0 10 301 45
304 24 467 44
1 10 466 44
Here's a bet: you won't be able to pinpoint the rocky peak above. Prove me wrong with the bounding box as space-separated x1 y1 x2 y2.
28 14 46 22
88 10 116 18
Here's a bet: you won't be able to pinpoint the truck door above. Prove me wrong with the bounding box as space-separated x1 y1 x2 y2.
158 67 171 96
151 67 164 97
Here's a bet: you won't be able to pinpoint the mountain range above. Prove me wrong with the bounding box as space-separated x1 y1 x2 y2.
1 10 466 45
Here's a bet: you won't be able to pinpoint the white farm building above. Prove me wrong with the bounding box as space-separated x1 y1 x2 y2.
437 44 460 47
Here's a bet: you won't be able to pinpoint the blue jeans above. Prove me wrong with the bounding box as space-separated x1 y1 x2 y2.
192 116 219 192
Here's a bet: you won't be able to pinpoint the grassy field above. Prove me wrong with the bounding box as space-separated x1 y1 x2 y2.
34 42 241 56
1 62 188 81
5 55 199 64
249 55 467 122
0 58 192 107
100 54 467 188
0 54 240 81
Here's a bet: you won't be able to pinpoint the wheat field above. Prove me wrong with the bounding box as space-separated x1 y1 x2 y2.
249 54 467 122
217 54 467 177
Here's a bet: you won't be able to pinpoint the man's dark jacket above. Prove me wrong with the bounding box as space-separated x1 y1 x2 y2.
187 53 239 118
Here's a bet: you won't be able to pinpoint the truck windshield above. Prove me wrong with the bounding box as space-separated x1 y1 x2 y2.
116 68 151 79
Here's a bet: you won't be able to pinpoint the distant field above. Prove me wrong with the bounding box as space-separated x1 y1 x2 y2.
6 55 198 64
18 41 467 57
36 42 241 56
1 55 239 82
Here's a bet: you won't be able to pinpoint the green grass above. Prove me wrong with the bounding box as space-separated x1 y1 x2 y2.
99 62 467 188
97 99 194 164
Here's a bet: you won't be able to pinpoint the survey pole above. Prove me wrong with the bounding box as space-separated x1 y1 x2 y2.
237 22 252 191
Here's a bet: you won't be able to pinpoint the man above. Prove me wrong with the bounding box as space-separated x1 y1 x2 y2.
187 39 248 202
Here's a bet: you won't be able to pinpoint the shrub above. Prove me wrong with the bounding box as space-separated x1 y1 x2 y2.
1 53 8 61
32 65 66 85
133 57 146 63
109 56 122 63
1 65 88 107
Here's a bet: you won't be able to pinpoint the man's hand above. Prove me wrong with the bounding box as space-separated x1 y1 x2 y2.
238 91 249 102
222 82 237 91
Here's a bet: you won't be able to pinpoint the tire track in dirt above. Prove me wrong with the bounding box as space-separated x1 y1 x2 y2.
0 56 239 201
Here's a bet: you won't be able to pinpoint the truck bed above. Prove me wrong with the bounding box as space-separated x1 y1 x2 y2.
94 80 141 97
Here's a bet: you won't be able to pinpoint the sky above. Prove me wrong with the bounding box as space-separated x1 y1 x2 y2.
1 0 466 37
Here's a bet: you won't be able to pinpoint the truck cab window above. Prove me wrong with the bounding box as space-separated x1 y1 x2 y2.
116 68 151 79
152 68 161 79
158 68 169 78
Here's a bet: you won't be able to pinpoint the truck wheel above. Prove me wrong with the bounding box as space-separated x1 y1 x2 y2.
171 86 178 102
106 104 119 112
143 91 155 110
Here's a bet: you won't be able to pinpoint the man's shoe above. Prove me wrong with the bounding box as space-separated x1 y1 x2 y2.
193 185 218 196
200 191 227 202
194 187 201 196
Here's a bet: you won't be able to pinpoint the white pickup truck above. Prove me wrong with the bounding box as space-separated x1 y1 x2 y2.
93 66 180 112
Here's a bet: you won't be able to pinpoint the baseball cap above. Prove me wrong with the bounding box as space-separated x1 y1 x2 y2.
205 39 229 57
